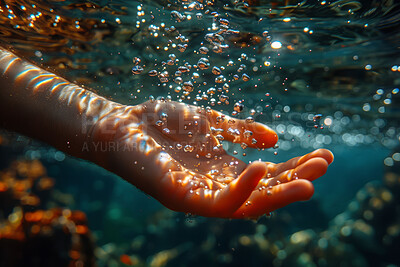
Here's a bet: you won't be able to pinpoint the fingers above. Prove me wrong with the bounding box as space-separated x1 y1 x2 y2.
207 110 278 149
297 148 334 165
291 157 330 182
232 179 314 219
152 152 332 219
213 161 267 216
139 100 278 149
266 149 334 177
208 155 324 218
231 153 332 219
263 157 329 187
158 162 268 217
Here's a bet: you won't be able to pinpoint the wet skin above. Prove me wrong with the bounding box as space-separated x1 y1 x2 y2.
90 100 334 219
0 46 333 219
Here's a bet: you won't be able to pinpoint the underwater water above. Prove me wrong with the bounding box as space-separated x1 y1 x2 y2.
0 0 400 266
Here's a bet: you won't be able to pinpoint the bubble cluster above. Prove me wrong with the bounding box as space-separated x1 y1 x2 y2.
114 0 400 154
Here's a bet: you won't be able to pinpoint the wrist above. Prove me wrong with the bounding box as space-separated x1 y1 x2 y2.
83 103 142 167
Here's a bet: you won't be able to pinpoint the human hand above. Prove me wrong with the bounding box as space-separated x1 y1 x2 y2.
90 100 333 219
0 47 332 218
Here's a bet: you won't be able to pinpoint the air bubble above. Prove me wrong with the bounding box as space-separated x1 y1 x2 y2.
213 145 222 152
182 81 194 92
212 45 223 54
216 134 224 140
234 102 244 112
219 94 229 102
211 127 224 134
175 77 183 84
178 66 189 73
168 53 176 60
171 10 185 22
184 145 194 152
132 65 144 74
199 47 209 54
212 66 222 75
244 130 253 138
133 57 141 65
206 88 215 95
148 70 158 76
215 75 225 83
227 128 240 136
198 58 210 70
158 71 169 83
177 44 187 52
245 117 254 123
160 112 168 121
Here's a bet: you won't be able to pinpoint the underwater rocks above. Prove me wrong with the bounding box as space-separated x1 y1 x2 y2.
93 150 400 267
0 151 399 266
277 148 400 267
0 159 96 267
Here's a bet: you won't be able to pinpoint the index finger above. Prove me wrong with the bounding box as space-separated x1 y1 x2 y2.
207 109 278 149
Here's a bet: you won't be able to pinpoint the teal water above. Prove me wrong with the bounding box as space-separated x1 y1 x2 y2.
1 0 400 266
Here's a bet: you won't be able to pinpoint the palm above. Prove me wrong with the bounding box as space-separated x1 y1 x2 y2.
93 100 333 219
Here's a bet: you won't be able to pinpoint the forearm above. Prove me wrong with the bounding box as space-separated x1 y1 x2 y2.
0 46 122 160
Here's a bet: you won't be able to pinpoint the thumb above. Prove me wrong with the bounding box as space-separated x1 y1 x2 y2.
213 161 267 217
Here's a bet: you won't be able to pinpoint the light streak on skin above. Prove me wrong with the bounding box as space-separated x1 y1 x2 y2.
157 151 174 167
15 67 38 81
0 49 155 177
0 46 223 213
1 55 19 75
32 76 57 93
50 81 69 94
